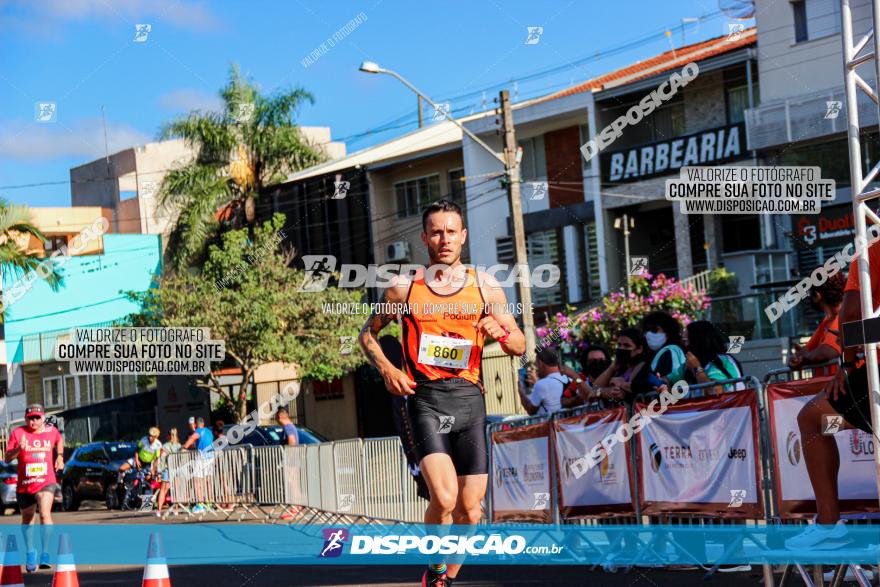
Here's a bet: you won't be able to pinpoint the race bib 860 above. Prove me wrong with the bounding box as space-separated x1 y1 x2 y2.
417 334 472 369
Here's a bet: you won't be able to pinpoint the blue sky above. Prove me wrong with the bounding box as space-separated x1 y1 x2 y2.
0 0 753 207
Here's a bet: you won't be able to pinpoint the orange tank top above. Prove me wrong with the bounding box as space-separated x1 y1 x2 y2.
401 267 487 387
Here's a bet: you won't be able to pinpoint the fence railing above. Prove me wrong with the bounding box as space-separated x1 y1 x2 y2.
679 268 712 292
164 363 858 534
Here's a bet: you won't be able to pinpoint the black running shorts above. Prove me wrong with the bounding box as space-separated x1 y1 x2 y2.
828 365 874 433
407 379 488 476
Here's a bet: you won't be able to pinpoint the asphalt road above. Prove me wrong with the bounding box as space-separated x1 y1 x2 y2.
0 505 777 586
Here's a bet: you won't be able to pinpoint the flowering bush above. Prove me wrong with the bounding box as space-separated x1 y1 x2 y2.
538 272 710 348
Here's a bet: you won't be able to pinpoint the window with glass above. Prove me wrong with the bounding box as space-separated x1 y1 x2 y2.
43 377 63 408
395 175 440 218
727 83 760 124
651 102 686 141
519 136 547 182
92 374 113 401
793 0 841 43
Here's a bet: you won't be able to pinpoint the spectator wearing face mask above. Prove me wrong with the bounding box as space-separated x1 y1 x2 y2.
591 328 662 402
642 311 687 386
560 345 611 408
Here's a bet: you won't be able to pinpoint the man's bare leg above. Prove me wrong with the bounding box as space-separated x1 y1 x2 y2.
797 394 854 524
447 473 487 579
420 453 459 524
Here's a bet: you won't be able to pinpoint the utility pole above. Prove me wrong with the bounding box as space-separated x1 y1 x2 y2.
499 90 537 362
418 97 424 128
622 213 631 296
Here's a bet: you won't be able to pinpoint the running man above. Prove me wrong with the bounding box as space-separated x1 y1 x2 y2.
5 404 64 572
359 199 525 586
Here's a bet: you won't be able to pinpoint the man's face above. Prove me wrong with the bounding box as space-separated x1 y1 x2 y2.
149 433 158 443
536 358 548 377
26 414 42 432
421 211 466 266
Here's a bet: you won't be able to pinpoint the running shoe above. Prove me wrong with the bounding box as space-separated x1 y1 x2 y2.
784 520 849 550
716 564 752 573
39 551 50 569
421 569 451 587
823 565 874 583
25 550 36 573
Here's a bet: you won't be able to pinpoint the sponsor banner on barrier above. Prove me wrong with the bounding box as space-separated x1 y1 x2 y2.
5 524 880 565
490 422 552 523
635 390 763 518
553 407 635 518
767 378 879 517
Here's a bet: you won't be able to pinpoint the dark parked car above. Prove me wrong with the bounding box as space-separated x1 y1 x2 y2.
221 424 328 447
61 442 136 511
0 461 16 510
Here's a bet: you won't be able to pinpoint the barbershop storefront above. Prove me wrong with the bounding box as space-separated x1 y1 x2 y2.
591 47 790 294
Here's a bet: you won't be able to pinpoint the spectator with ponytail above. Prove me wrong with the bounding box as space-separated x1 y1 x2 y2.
683 321 745 394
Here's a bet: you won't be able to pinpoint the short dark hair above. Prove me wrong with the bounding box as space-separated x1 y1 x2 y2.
810 272 846 307
421 199 464 231
617 328 647 351
536 347 559 366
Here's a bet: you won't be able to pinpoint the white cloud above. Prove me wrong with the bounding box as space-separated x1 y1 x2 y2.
2 0 220 33
0 118 151 161
158 89 222 114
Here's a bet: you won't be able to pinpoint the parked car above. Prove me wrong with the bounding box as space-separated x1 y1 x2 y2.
0 461 16 510
61 442 137 511
221 424 328 447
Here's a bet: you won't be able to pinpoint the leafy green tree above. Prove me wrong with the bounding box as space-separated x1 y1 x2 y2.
158 64 326 270
129 215 369 422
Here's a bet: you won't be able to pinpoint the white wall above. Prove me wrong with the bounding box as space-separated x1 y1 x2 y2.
755 0 871 103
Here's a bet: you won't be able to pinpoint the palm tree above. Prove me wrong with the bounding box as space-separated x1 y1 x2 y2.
159 64 326 270
0 200 63 319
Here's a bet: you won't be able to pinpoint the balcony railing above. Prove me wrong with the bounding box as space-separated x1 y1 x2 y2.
745 83 878 150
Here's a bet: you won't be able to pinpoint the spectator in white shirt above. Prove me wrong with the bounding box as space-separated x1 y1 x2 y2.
518 348 569 415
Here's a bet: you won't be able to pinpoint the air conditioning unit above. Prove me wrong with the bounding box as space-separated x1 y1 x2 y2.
386 241 410 262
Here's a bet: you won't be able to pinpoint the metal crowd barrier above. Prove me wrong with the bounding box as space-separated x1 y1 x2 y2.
165 446 255 519
165 436 425 524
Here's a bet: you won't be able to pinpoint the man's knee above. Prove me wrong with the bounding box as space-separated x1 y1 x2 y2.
455 503 482 525
430 488 458 515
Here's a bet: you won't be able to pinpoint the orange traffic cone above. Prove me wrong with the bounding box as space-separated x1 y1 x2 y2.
142 533 171 587
0 535 24 587
52 534 78 587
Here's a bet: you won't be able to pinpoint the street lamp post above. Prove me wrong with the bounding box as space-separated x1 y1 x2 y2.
359 62 537 361
614 214 635 296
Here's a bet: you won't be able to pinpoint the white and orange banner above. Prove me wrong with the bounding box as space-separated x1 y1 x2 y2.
490 422 552 523
635 391 763 517
767 378 878 517
553 407 635 518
